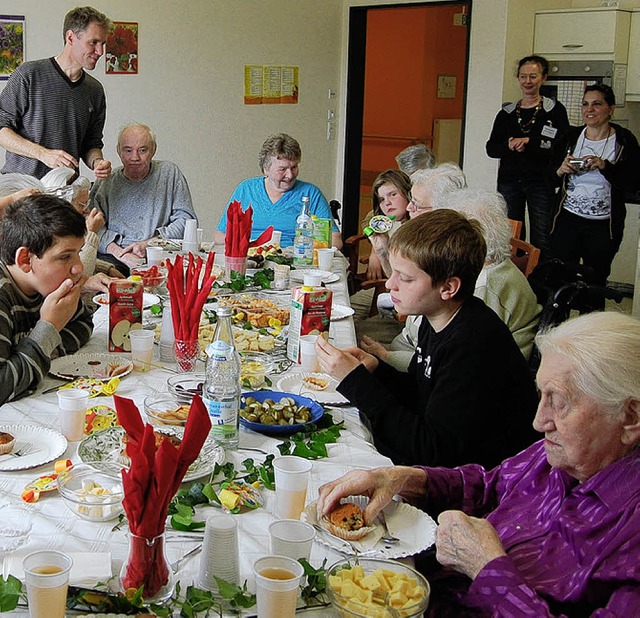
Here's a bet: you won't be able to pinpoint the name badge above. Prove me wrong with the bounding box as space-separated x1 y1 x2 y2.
541 124 558 139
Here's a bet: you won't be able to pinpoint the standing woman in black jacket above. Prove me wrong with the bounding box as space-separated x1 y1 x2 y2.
486 55 569 256
549 84 639 288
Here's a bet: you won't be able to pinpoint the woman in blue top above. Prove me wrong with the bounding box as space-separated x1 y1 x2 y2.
215 133 341 249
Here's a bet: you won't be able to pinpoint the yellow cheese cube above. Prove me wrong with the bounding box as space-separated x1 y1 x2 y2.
360 573 383 591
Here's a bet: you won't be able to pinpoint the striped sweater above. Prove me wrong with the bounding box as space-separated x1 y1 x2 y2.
0 58 106 179
0 262 93 404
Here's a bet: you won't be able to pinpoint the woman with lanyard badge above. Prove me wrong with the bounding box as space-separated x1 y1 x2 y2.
549 84 639 290
486 55 569 256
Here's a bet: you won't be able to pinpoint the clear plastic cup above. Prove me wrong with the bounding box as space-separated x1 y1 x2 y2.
22 550 73 618
129 329 155 372
57 389 89 441
253 555 304 618
273 456 312 520
269 519 315 561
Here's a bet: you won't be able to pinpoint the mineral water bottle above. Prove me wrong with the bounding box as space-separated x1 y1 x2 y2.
293 196 314 266
202 306 241 449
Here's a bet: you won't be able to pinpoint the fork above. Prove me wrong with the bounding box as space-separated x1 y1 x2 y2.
9 442 33 458
311 524 380 557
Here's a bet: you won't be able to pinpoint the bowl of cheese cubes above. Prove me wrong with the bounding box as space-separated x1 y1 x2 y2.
57 463 124 522
326 557 430 617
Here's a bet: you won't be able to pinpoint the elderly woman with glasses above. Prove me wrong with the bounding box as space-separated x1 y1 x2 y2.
320 311 640 616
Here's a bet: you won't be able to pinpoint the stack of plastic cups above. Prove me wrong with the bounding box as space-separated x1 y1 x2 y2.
183 219 198 255
159 301 176 363
197 513 239 590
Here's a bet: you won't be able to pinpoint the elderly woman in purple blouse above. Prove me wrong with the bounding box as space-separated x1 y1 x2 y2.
318 311 640 616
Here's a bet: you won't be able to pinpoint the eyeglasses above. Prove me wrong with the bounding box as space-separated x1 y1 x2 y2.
408 194 431 212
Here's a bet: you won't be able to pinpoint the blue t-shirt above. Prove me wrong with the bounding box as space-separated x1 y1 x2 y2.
217 177 336 247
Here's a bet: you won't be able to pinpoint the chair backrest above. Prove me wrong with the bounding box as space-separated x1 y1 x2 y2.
508 218 523 239
510 238 540 278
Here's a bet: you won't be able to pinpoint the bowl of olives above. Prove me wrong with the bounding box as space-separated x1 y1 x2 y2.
239 391 323 436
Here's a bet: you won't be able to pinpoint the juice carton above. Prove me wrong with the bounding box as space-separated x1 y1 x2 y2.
287 284 333 363
311 217 331 266
108 279 143 352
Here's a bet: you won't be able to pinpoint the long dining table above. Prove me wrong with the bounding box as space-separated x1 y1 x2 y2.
0 252 396 616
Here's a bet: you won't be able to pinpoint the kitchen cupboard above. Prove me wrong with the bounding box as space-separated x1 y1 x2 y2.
626 10 640 100
534 8 631 63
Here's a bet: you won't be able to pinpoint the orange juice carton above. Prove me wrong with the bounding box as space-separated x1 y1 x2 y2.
287 284 333 363
311 217 331 266
108 279 143 352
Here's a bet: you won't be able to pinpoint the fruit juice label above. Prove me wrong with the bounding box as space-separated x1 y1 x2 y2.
108 280 143 352
286 286 332 363
312 218 331 266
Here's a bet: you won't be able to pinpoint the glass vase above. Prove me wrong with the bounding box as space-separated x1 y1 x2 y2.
174 339 199 372
119 531 175 604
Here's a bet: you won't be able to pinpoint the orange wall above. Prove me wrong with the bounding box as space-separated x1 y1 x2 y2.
361 4 468 174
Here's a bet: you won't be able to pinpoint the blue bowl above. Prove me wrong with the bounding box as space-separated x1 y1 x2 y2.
240 391 324 436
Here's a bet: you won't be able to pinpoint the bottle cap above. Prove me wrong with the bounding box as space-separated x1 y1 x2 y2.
215 306 233 317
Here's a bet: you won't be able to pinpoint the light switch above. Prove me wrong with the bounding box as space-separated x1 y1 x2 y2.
437 75 456 99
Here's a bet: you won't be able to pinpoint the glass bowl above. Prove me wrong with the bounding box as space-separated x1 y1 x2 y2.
239 351 274 389
167 372 205 404
130 265 167 290
326 557 430 618
144 394 191 428
57 463 124 522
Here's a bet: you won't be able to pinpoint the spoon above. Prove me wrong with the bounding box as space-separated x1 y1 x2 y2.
378 510 400 544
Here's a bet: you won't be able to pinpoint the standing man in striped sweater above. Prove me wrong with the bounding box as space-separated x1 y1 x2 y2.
0 7 113 181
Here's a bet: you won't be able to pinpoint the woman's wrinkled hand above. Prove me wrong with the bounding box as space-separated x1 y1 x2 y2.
317 467 425 526
508 137 529 152
436 511 507 580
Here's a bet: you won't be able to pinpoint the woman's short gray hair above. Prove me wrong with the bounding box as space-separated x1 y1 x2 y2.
438 189 511 264
259 133 301 173
395 144 435 175
536 312 640 416
410 163 466 210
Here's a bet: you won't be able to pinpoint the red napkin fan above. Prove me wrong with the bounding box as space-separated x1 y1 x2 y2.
165 251 216 341
115 394 212 597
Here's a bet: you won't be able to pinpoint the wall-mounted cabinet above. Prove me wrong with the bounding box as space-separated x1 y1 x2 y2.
626 10 640 101
534 8 631 63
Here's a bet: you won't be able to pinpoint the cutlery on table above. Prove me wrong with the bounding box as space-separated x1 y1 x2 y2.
0 442 33 461
170 543 203 573
310 523 380 557
378 509 400 544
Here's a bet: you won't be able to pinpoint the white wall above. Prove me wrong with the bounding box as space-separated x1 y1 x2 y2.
0 0 344 238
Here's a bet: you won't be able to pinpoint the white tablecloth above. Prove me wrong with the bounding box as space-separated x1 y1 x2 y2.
0 255 392 615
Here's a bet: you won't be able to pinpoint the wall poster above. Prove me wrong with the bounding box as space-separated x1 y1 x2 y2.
0 15 25 80
106 21 138 74
244 65 298 105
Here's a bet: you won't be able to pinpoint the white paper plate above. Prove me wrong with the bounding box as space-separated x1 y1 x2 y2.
50 353 133 380
303 497 436 559
290 269 340 284
78 426 225 483
331 304 355 321
92 292 160 309
0 425 67 471
276 372 349 405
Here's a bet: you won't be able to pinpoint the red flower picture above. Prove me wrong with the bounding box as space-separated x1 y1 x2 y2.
106 21 138 75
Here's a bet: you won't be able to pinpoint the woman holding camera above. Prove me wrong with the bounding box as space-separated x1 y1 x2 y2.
549 84 639 288
486 55 568 255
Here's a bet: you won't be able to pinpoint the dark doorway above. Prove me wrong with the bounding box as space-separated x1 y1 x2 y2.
342 1 471 238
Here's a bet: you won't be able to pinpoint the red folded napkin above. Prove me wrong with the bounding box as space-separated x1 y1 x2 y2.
115 394 212 597
165 251 216 341
225 200 254 257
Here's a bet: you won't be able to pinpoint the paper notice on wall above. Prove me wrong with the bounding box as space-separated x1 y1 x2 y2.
244 65 299 105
